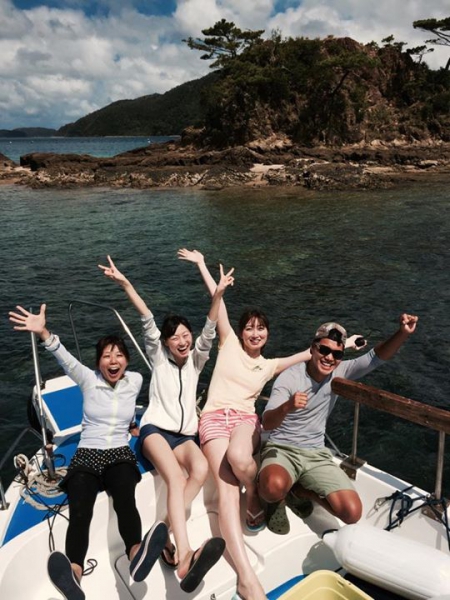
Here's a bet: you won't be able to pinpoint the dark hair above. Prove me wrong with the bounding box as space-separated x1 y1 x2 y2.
96 335 130 366
238 308 270 336
161 313 193 341
314 328 345 347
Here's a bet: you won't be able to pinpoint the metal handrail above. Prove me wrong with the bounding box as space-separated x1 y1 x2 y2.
68 299 151 371
31 330 56 480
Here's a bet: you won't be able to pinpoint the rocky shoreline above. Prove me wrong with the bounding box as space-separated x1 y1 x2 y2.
2 138 450 191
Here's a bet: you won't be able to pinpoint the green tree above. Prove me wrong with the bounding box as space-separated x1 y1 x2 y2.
413 17 450 69
183 19 264 68
406 45 434 64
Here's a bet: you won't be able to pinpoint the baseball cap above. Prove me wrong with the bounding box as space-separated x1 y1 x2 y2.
313 322 347 347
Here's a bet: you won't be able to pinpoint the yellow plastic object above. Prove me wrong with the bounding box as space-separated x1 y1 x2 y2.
278 570 373 600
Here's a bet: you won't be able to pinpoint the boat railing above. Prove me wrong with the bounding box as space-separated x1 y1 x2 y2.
331 377 450 517
31 327 57 480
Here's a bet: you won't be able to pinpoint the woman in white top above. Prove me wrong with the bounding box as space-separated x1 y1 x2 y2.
9 304 168 600
99 255 234 594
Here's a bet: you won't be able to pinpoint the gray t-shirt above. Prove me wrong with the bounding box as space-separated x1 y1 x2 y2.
264 349 384 449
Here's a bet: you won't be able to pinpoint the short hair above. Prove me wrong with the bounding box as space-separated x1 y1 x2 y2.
238 308 270 336
161 313 193 341
96 335 130 366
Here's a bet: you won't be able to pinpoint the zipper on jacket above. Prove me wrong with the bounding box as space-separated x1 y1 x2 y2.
177 365 184 434
169 357 185 434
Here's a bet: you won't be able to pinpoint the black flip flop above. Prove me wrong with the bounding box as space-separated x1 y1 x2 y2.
130 520 168 582
180 537 225 593
160 543 179 570
47 551 85 600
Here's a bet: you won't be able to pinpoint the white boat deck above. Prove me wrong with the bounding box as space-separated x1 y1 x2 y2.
3 450 447 600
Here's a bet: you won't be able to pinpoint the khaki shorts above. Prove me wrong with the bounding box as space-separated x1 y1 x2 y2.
259 441 354 498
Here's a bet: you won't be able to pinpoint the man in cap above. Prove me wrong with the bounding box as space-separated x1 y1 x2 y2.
258 314 418 534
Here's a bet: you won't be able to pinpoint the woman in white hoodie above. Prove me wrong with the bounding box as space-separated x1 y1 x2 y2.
99 255 233 594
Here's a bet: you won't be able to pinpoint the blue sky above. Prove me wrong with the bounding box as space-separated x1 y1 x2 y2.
1 0 449 130
12 1 178 16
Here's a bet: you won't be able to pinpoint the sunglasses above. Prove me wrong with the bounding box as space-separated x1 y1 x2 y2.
315 344 344 360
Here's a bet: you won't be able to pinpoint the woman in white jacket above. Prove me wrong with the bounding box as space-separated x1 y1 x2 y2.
99 255 233 594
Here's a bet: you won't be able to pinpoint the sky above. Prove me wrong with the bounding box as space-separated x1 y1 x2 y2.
1 0 449 131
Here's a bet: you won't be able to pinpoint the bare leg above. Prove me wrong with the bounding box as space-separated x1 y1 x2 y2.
259 466 362 524
258 464 292 503
227 424 264 527
142 434 194 578
173 440 209 510
70 563 83 583
292 483 362 523
203 438 266 600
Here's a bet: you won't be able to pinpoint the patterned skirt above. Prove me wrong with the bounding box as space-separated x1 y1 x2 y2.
60 445 141 489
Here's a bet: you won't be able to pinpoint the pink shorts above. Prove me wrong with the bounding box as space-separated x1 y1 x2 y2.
199 409 261 446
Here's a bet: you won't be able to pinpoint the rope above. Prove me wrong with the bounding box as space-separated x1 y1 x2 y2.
19 468 67 509
14 452 68 511
83 558 98 576
374 486 450 551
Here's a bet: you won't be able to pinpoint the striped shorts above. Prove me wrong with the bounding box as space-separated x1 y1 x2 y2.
199 408 261 446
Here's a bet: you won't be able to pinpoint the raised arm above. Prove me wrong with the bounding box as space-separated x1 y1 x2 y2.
9 303 51 341
374 313 418 361
178 248 232 341
9 304 93 384
98 255 150 317
208 263 235 322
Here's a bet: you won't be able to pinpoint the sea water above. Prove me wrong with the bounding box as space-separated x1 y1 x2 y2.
0 135 177 163
0 138 449 494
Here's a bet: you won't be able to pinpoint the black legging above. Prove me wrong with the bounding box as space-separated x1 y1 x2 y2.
65 462 142 568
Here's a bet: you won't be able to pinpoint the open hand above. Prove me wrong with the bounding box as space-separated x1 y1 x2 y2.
9 304 47 335
177 248 205 265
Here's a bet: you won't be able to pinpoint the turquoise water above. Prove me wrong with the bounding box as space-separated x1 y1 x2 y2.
1 141 450 496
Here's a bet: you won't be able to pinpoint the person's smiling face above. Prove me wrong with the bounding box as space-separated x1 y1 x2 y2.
240 317 268 357
164 323 193 365
98 343 128 386
308 338 344 382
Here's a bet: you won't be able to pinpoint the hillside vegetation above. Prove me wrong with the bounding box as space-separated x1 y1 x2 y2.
58 74 217 137
58 26 450 148
0 127 57 138
192 28 450 147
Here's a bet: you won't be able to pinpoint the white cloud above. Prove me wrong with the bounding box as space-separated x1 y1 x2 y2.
0 0 449 130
